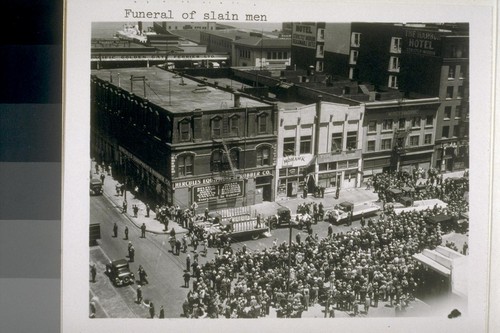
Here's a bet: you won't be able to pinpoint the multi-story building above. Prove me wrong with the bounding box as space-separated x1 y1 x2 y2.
362 97 440 178
290 22 326 73
233 37 291 68
290 22 469 172
276 97 364 199
399 25 469 171
91 67 277 210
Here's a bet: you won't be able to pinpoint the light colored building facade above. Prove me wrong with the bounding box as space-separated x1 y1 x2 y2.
276 99 364 199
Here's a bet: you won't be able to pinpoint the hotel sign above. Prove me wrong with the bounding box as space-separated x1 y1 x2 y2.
193 180 244 203
404 29 442 57
292 23 317 49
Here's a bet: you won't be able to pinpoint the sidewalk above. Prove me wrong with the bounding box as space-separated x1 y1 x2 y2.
91 161 188 235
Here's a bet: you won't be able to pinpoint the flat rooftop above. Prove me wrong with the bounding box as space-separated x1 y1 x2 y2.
91 67 269 113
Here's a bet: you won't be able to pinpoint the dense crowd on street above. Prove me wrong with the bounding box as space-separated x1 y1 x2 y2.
177 169 469 319
180 206 465 318
373 169 469 222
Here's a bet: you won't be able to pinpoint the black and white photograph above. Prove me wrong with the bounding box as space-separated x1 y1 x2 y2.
63 1 495 332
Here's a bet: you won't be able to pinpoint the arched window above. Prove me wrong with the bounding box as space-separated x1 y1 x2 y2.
210 149 239 172
229 149 240 169
177 154 194 176
211 149 224 172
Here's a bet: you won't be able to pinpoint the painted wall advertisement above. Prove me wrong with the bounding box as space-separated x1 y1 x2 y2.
193 180 244 203
403 29 442 56
291 23 317 49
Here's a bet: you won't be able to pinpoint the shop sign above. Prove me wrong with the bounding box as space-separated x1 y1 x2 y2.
193 180 244 203
173 170 271 189
279 154 313 168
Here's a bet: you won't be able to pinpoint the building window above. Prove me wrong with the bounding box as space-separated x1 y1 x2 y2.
453 126 459 137
257 146 271 166
179 119 191 141
230 149 240 169
367 140 376 152
442 126 450 138
211 117 222 137
391 37 402 53
446 86 454 99
389 56 400 71
388 75 398 89
448 66 455 79
457 86 464 98
300 135 312 154
350 50 358 64
410 135 419 146
382 119 393 131
331 133 343 152
318 28 325 41
317 44 324 57
316 60 324 72
283 137 295 156
177 154 194 176
229 115 239 136
411 116 421 128
211 149 238 172
444 107 452 119
425 115 433 127
267 51 271 59
351 32 361 47
424 134 432 144
368 120 377 132
346 131 357 150
210 150 224 172
257 113 268 134
398 118 406 129
381 138 392 150
459 65 468 79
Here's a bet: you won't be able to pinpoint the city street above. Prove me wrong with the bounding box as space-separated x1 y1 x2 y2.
90 195 189 318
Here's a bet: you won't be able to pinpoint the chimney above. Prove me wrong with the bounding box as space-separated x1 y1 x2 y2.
234 92 241 108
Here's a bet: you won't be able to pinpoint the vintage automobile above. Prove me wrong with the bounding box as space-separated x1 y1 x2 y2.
89 178 103 195
105 259 135 286
268 207 301 230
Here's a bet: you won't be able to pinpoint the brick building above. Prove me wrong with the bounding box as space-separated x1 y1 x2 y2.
91 67 277 210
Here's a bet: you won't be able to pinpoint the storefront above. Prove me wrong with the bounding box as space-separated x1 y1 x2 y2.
317 159 360 191
399 152 433 173
276 155 314 199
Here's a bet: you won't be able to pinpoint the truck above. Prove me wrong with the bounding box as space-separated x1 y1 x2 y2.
194 208 270 240
324 201 380 225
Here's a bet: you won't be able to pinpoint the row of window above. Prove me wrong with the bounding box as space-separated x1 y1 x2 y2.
445 85 465 99
177 147 271 176
349 34 401 52
239 49 251 59
448 65 468 79
367 116 433 133
178 113 269 142
318 159 359 171
282 132 358 157
366 134 433 152
266 51 288 60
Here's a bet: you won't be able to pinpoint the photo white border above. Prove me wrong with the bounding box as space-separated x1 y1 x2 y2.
63 0 496 332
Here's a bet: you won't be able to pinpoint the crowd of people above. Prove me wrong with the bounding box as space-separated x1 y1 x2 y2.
373 169 469 227
180 199 463 318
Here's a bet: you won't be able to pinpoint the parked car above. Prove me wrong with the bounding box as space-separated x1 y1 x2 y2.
105 259 134 286
90 178 103 195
